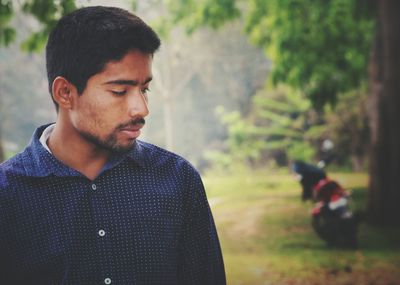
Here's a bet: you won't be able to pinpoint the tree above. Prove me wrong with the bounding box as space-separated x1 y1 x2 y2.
0 0 76 162
205 86 321 169
166 0 400 226
0 0 76 161
0 0 15 161
367 0 400 226
142 0 269 164
323 90 370 170
166 0 374 107
151 38 198 151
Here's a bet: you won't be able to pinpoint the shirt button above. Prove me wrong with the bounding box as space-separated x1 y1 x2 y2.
98 229 106 237
91 183 97 190
104 278 111 284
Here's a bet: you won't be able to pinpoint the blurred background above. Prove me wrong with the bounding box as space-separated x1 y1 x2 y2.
1 0 399 284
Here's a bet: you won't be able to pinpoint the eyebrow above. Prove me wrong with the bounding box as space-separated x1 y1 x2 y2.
103 77 153 86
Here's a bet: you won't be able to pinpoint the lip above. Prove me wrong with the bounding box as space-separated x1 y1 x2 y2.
120 124 144 139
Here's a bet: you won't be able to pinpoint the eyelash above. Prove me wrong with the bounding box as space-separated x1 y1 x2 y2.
111 88 150 96
111 90 127 96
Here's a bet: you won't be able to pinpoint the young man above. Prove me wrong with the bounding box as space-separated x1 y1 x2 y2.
0 6 225 285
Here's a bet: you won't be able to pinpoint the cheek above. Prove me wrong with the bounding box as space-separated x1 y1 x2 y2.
73 98 110 130
90 103 129 133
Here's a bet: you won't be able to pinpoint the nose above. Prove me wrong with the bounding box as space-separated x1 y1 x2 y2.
128 91 149 118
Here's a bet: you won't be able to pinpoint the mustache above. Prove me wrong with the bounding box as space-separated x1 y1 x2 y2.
117 118 146 129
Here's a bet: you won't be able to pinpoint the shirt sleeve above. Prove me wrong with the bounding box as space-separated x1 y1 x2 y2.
177 167 226 285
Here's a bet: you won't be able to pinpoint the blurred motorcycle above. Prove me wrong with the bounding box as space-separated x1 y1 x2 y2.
292 161 362 248
292 161 326 201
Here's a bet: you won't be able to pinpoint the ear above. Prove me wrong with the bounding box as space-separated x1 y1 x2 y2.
51 76 77 110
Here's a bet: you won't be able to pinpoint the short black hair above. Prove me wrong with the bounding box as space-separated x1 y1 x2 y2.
46 6 161 109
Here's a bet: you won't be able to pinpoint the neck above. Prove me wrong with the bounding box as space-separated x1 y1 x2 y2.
48 117 110 180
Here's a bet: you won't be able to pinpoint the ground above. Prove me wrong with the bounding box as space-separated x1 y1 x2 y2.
204 170 400 285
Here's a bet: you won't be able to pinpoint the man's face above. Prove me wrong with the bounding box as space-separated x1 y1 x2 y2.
70 50 152 153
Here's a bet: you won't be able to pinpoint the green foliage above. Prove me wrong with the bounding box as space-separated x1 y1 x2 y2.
208 83 371 170
164 0 240 33
150 16 174 39
0 0 77 51
0 0 16 46
204 106 266 169
207 86 324 169
130 0 138 12
252 86 322 163
322 88 370 169
244 0 375 109
164 0 374 170
21 0 77 52
0 0 77 161
287 141 315 163
166 0 376 109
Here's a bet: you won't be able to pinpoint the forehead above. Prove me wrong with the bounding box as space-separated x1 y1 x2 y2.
96 50 153 81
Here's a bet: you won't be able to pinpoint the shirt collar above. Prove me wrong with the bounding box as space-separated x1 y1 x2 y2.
39 123 55 153
24 124 148 177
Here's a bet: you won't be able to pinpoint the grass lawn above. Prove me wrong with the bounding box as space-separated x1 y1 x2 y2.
203 169 400 285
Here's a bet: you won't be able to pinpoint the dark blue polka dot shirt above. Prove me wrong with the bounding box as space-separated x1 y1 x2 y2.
0 124 226 285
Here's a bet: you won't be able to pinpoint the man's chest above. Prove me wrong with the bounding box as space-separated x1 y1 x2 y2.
5 174 186 284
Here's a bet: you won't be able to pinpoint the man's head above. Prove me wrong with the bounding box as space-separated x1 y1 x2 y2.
46 6 161 153
46 6 160 109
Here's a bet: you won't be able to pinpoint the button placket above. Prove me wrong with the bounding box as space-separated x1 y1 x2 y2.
91 180 109 284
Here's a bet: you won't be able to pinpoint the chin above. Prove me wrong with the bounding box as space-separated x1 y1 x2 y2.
110 141 136 154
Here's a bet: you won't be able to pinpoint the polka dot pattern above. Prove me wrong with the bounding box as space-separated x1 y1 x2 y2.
0 125 226 284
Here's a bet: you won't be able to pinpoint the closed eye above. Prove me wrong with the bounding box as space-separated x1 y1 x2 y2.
111 90 127 96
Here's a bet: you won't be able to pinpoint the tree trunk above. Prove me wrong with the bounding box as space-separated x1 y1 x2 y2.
367 0 400 226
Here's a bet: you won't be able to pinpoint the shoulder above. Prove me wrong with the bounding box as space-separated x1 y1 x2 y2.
135 142 207 203
136 140 200 177
136 140 193 168
0 148 34 189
